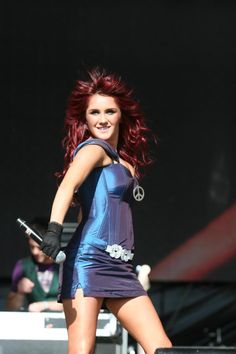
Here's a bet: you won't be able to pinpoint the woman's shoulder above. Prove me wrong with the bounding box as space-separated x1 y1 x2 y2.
73 139 119 161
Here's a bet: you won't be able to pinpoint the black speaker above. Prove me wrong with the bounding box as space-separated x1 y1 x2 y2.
156 347 236 354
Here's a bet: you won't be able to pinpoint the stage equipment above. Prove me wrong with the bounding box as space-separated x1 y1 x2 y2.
0 310 128 354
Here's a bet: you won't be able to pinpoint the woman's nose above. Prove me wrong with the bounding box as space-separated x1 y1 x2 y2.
98 113 108 123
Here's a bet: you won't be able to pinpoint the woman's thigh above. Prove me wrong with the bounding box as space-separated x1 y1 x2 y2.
106 295 172 354
63 289 103 354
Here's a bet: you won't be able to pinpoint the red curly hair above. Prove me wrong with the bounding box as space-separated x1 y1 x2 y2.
58 68 155 179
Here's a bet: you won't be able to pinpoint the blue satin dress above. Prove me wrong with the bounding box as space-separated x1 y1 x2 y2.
58 139 146 300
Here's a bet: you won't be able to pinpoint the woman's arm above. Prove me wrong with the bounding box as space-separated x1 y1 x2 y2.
49 144 106 224
6 277 35 310
6 291 25 311
28 300 63 312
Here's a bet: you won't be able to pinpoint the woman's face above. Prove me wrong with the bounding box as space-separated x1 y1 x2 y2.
28 238 53 264
86 94 121 148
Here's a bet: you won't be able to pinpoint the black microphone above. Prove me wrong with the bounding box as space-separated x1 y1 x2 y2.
16 218 66 264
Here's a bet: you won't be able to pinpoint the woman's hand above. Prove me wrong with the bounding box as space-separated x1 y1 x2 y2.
40 222 63 260
17 277 35 294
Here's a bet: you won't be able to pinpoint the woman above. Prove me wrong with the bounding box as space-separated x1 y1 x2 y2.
41 68 172 354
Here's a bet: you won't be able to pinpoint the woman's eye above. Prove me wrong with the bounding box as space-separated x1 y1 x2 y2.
106 109 116 114
90 110 99 115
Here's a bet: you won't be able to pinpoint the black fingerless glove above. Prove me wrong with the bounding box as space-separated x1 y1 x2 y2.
40 222 63 260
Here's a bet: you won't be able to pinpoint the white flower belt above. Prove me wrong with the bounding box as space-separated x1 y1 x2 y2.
105 244 134 262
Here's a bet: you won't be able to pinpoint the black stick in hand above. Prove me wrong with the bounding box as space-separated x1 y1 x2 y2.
16 218 66 264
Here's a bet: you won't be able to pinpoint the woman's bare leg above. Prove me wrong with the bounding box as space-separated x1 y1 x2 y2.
106 295 172 354
63 289 103 354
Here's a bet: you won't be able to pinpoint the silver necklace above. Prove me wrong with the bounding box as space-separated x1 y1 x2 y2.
133 182 145 201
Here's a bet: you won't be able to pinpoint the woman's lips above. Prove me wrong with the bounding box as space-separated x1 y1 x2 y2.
97 126 110 132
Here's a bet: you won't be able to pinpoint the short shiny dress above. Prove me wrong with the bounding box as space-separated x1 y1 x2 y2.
58 138 146 300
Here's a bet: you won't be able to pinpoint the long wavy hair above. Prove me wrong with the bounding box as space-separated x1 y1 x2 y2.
58 68 155 180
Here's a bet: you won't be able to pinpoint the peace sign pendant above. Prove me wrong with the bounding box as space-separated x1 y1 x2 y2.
133 185 145 201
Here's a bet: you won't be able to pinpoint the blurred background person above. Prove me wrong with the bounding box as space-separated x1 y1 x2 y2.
6 217 63 312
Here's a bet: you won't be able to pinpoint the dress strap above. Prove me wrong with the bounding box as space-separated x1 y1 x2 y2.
73 139 119 162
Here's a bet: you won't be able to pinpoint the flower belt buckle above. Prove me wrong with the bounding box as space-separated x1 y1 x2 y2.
108 244 123 259
121 249 131 262
106 244 134 262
